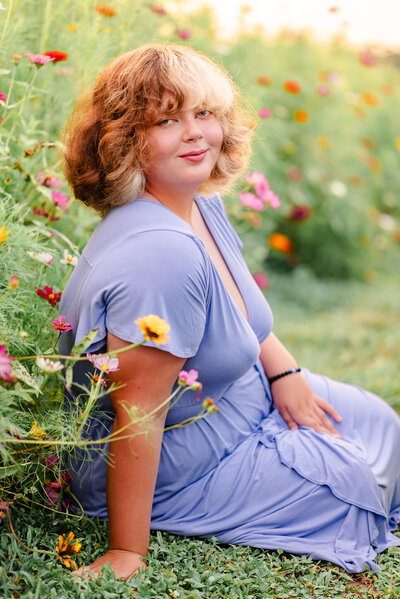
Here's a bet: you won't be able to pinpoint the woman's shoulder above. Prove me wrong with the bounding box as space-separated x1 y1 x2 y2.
83 198 205 268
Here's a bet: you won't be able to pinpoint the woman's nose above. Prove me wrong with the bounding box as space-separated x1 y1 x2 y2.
182 117 203 141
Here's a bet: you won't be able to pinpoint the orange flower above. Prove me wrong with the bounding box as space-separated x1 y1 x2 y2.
316 137 330 149
293 110 309 123
257 75 271 86
395 138 400 151
43 51 68 62
362 92 379 106
94 4 117 17
55 532 81 570
365 156 381 172
283 80 301 94
269 233 294 254
361 137 374 150
68 23 77 32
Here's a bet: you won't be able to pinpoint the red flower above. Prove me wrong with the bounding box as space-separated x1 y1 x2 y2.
283 80 301 94
288 204 312 222
35 286 62 307
43 51 69 62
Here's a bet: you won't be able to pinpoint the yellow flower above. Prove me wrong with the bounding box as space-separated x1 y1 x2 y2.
0 225 11 243
28 421 46 440
67 23 77 32
55 532 81 570
395 138 400 151
135 315 170 345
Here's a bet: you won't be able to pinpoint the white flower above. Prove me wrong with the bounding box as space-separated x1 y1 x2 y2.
0 4 5 10
28 251 53 266
60 249 78 267
36 357 63 373
328 180 348 198
377 213 396 232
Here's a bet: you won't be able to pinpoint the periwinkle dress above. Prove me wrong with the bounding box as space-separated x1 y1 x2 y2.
59 194 400 573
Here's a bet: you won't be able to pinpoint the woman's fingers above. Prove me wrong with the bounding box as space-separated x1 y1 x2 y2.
316 397 342 422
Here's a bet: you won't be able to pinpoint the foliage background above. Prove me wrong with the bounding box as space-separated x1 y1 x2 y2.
0 0 399 596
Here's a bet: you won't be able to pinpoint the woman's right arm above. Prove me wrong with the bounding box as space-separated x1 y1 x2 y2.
73 331 186 580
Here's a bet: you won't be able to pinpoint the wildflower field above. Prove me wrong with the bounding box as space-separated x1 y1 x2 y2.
0 1 400 597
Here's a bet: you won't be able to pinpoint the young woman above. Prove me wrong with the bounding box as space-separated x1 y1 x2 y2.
60 43 400 580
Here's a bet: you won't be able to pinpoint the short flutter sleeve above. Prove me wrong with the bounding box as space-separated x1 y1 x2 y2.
94 229 209 358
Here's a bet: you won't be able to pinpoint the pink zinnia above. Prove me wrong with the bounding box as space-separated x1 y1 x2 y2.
37 171 62 188
88 353 119 372
258 108 271 119
51 316 72 333
253 271 269 290
25 52 55 66
0 345 13 382
51 191 69 212
239 192 264 212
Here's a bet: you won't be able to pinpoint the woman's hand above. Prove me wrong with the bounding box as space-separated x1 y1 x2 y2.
73 549 146 581
271 372 342 437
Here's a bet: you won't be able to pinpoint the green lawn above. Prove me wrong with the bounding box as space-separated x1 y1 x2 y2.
2 272 399 599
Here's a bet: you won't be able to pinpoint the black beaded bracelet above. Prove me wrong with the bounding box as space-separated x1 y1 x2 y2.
268 367 301 385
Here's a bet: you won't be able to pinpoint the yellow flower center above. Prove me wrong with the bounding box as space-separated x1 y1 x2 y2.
101 364 109 371
67 256 73 262
48 293 55 299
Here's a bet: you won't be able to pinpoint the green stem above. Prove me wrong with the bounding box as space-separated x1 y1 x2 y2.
14 339 145 362
0 0 13 47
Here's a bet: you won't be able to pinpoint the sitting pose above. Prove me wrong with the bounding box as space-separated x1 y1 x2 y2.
60 43 400 580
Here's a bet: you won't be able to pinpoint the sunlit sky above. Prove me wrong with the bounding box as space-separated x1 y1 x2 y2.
172 0 400 49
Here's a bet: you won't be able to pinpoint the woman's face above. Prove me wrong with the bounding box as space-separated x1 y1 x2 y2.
145 93 224 198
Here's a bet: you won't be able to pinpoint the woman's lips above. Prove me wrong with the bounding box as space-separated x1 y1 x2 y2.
179 150 208 163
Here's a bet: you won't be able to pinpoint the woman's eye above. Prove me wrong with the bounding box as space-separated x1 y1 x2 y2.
196 109 211 118
157 118 173 126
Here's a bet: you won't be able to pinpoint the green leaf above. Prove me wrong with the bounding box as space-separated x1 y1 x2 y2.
70 329 98 357
11 360 42 394
0 68 11 75
0 464 19 479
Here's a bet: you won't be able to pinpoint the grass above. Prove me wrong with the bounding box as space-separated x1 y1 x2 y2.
2 271 400 599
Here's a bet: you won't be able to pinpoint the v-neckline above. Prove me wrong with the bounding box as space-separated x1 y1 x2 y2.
136 196 250 324
193 197 249 324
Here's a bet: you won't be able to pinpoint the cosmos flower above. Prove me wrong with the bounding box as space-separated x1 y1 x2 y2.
0 90 6 102
0 345 13 382
178 369 199 386
239 192 264 212
135 315 170 345
35 286 62 306
359 51 375 67
37 171 62 188
60 249 78 267
51 191 69 212
88 353 119 372
258 108 271 118
36 357 64 373
28 251 53 266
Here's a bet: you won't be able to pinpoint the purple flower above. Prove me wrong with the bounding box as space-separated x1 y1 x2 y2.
51 191 69 212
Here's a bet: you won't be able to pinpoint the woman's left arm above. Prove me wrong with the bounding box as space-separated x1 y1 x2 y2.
259 332 342 437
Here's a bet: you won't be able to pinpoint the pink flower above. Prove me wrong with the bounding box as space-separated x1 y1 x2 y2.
0 91 6 102
359 51 375 67
37 171 62 188
178 369 199 386
51 316 73 333
258 108 271 118
0 346 13 382
45 473 71 511
253 271 269 290
44 455 59 469
316 84 330 97
288 204 312 222
88 353 119 372
239 192 264 212
245 171 267 186
51 191 69 212
25 52 55 66
147 4 167 15
176 29 191 40
287 167 302 182
263 189 281 209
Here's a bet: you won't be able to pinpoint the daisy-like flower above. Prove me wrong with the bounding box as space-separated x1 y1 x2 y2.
91 373 107 387
36 357 64 373
28 251 53 266
147 4 167 15
60 249 78 267
178 369 199 386
55 532 81 569
35 286 62 307
135 315 170 345
43 50 68 62
51 191 69 212
28 420 46 440
0 345 13 382
37 171 62 188
0 90 6 102
94 4 117 17
0 225 10 243
88 353 119 373
268 233 294 254
51 316 72 333
25 52 55 66
283 80 301 94
8 274 19 289
253 271 269 290
239 192 264 212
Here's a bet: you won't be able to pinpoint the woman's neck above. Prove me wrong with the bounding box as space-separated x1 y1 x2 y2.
141 187 196 226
